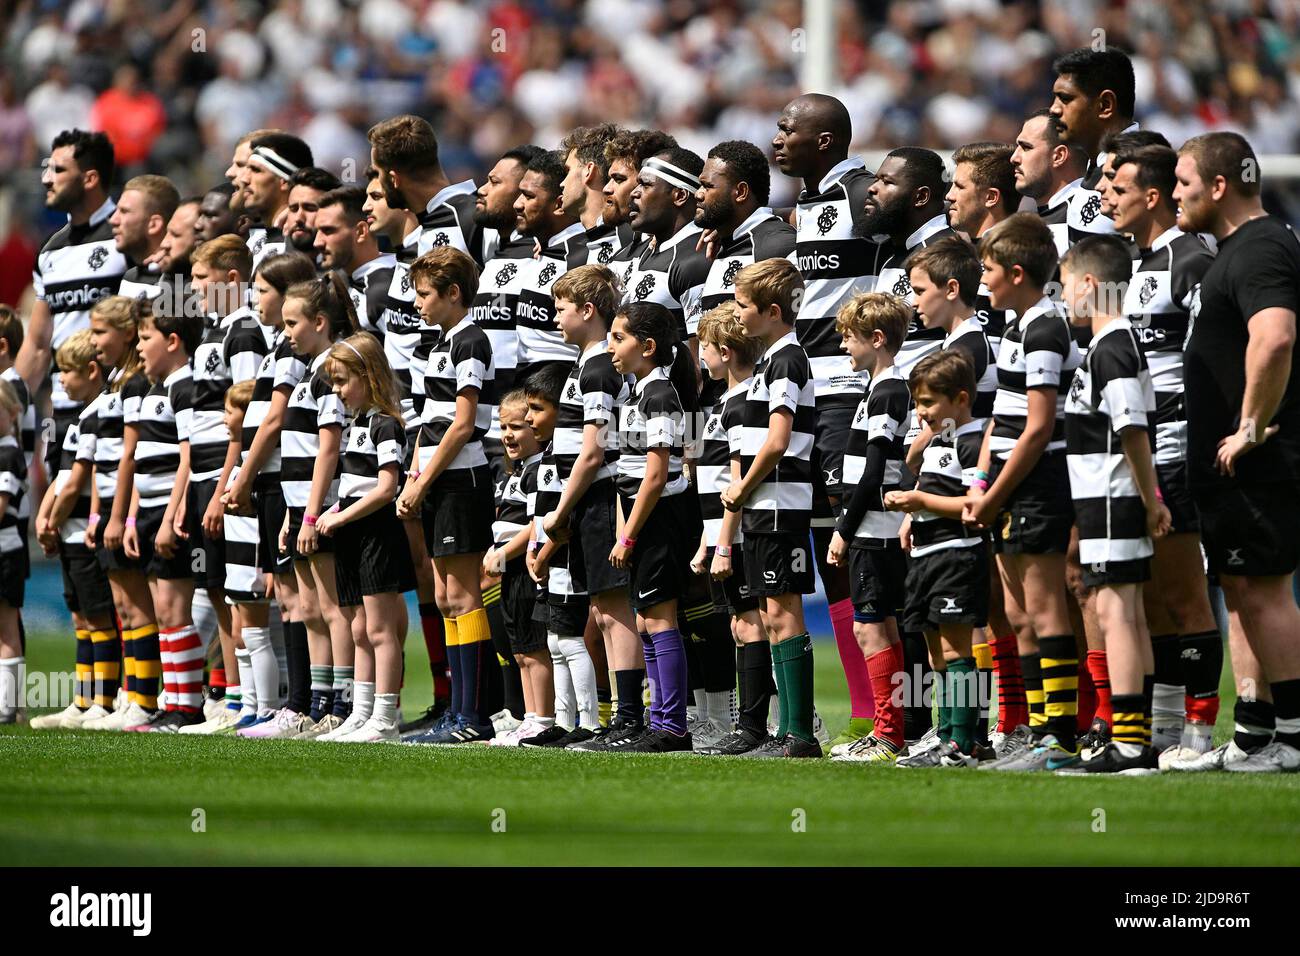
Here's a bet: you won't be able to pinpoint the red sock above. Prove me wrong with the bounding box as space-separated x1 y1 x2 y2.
1186 694 1219 727
210 666 227 698
1086 650 1112 725
991 633 1027 731
1077 661 1097 732
419 604 451 701
831 599 873 718
865 643 905 746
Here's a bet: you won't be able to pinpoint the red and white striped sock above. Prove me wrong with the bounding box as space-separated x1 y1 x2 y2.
170 625 205 713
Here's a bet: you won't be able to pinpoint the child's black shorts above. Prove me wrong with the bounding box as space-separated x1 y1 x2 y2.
136 504 194 581
285 505 335 562
707 545 760 614
187 478 228 588
546 595 590 636
849 544 907 622
1080 557 1151 589
93 496 145 574
566 479 628 596
624 491 701 612
422 469 494 558
59 540 114 617
742 530 815 597
990 452 1074 555
503 559 547 654
333 502 416 607
0 549 24 607
903 544 990 633
255 481 293 576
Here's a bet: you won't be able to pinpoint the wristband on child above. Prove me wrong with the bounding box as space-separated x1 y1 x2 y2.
973 469 989 483
715 545 732 557
1154 485 1165 504
88 512 100 523
125 517 136 528
304 514 318 526
619 535 636 549
970 477 989 493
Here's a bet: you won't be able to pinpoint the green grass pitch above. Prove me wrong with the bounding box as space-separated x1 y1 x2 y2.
3 630 1298 866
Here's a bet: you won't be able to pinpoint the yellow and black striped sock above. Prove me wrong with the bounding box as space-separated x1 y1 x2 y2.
74 629 93 709
1112 693 1146 752
1021 652 1045 729
1142 673 1155 747
122 633 138 706
91 629 121 708
126 625 161 711
1040 634 1078 745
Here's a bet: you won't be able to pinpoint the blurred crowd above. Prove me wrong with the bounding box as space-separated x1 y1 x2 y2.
3 0 1300 299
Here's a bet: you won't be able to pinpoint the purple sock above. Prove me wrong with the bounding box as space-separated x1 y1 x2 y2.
641 632 661 730
651 628 688 736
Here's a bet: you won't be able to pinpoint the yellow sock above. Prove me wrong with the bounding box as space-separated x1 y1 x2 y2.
443 617 460 647
457 607 490 645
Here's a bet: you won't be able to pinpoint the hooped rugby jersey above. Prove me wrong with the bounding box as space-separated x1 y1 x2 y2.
990 297 1082 460
618 221 711 340
515 221 586 365
909 418 986 558
864 213 958 376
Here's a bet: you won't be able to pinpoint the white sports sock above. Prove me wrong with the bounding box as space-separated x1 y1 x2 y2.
191 588 218 646
535 714 555 728
1153 682 1185 728
693 688 707 720
706 690 732 729
557 635 598 730
1181 719 1214 753
235 648 257 717
548 631 574 729
352 681 375 722
242 626 279 712
372 692 398 725
0 657 23 714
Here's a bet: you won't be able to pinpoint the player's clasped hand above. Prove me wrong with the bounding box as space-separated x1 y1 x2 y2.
1215 422 1280 477
720 479 745 512
825 530 849 568
884 489 923 513
608 540 632 570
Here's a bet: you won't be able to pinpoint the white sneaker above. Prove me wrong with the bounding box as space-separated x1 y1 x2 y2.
689 717 730 751
1225 740 1300 773
30 703 86 729
179 708 239 735
295 713 343 739
489 717 531 746
319 711 368 741
490 709 522 735
1158 745 1205 770
1165 739 1250 772
247 709 315 739
336 716 400 742
905 726 941 757
83 701 151 730
202 696 226 721
832 735 901 764
65 703 112 728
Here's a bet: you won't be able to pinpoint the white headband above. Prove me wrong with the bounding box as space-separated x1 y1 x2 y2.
339 339 365 361
249 146 299 182
642 157 701 192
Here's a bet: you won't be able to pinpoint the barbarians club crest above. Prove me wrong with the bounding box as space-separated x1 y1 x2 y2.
88 246 108 271
437 356 449 373
1138 275 1158 307
1079 194 1102 226
355 430 367 448
816 205 838 236
939 452 952 468
495 263 517 288
891 273 912 297
400 271 411 294
538 262 558 286
204 349 221 374
722 259 742 288
594 242 613 264
634 274 656 300
431 232 450 248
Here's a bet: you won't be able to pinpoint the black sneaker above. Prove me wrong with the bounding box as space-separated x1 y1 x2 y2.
567 719 639 752
146 711 191 733
398 699 452 735
619 729 694 753
555 726 596 748
1079 719 1111 761
698 727 768 756
519 725 571 747
738 736 787 759
781 734 823 759
597 723 655 752
448 722 494 744
1056 741 1159 776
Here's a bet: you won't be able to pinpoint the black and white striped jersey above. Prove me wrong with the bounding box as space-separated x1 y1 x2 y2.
740 331 817 533
909 419 986 558
1065 318 1155 565
118 264 165 301
135 366 192 510
1122 226 1214 468
580 219 636 267
418 319 496 485
279 350 346 510
619 221 711 340
494 451 540 546
241 330 307 478
33 198 128 411
338 410 405 502
865 214 958 376
189 306 269 483
91 370 149 501
791 157 877 401
990 297 1081 460
1036 177 1116 258
386 228 436 429
415 180 484 262
53 402 93 544
697 379 748 546
0 436 26 555
1 367 35 471
470 232 534 376
842 364 910 546
617 364 689 501
942 316 998 423
700 209 796 313
972 281 1009 356
515 222 586 366
347 254 400 340
246 224 286 275
553 341 628 486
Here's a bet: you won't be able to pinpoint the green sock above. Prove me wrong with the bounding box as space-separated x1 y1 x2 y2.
948 657 977 753
773 634 815 744
935 666 951 744
770 644 789 739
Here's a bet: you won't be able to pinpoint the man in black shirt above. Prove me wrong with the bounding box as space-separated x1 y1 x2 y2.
1175 131 1300 773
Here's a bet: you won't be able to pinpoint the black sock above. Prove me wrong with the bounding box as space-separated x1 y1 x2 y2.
696 610 737 694
901 630 931 740
483 591 508 718
1142 672 1155 747
286 621 311 714
680 615 703 702
614 669 646 725
1039 634 1079 748
1181 629 1224 699
1234 698 1275 751
738 642 773 737
1152 632 1184 693
1270 679 1300 749
501 655 525 720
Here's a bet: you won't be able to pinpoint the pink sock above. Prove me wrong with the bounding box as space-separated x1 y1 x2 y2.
831 598 874 718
